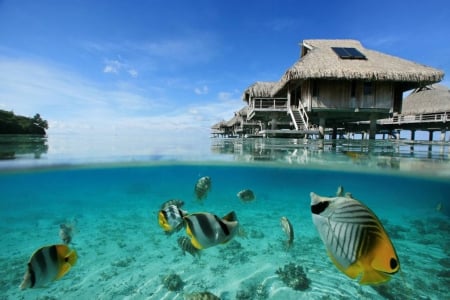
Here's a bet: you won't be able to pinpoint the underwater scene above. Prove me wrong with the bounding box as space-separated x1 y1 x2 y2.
0 136 449 300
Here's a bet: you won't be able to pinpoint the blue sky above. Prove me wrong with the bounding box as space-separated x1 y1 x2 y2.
0 0 449 139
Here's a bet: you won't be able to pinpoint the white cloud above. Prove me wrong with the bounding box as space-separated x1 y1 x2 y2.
103 58 138 78
194 85 208 95
128 69 138 78
0 56 241 140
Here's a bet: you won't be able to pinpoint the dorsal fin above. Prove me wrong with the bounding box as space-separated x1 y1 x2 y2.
222 211 237 222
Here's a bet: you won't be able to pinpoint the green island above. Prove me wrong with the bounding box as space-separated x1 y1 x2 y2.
0 110 48 135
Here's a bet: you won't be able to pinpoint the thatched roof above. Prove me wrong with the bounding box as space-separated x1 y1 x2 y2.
402 84 450 114
242 81 279 101
211 120 226 130
272 39 444 96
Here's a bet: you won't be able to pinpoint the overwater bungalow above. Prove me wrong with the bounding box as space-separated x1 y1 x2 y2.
215 39 445 139
377 84 450 141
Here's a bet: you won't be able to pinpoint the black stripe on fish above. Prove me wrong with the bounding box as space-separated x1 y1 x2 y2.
49 245 58 263
214 215 230 236
311 201 329 214
161 209 168 221
35 247 47 275
196 214 215 238
28 263 36 288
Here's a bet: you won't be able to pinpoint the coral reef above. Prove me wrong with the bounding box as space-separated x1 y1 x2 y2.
162 273 184 291
276 263 310 291
184 291 221 300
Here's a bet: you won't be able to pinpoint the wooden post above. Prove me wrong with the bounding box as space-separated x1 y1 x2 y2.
440 129 446 142
428 130 433 152
332 126 337 140
319 117 325 140
369 117 377 139
271 117 277 130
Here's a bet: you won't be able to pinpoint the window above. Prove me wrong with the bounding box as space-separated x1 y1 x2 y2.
363 82 373 95
332 47 366 60
351 81 356 97
312 82 319 98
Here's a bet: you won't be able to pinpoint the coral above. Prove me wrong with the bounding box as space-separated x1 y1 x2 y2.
162 273 184 291
235 282 268 300
184 291 221 300
276 263 310 291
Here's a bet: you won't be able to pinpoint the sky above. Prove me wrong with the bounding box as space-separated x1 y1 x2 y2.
0 0 449 140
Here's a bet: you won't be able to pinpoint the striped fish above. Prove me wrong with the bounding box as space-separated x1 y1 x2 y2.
158 204 186 235
280 216 294 249
184 211 239 250
20 244 77 289
310 191 400 284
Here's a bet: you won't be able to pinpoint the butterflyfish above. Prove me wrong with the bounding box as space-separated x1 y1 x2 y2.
310 191 400 285
237 189 255 202
158 204 187 235
184 211 239 250
20 244 77 289
160 199 184 210
194 176 211 201
280 216 294 249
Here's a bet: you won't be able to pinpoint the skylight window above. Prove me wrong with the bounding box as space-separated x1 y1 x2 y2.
332 47 367 60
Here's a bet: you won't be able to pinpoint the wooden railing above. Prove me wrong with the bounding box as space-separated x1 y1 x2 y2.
249 98 288 110
379 112 449 125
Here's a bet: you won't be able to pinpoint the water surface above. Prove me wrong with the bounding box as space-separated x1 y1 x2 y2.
0 135 449 299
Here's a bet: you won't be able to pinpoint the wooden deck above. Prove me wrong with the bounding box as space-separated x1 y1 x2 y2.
378 112 448 130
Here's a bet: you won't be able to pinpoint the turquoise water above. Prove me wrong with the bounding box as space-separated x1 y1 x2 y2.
0 136 449 299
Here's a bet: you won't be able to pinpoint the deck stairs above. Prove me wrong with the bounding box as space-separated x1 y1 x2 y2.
289 103 309 130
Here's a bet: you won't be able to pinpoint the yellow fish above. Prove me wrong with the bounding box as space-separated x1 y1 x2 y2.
310 191 400 284
20 244 77 289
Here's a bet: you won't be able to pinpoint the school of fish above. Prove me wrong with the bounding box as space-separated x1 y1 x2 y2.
19 178 401 292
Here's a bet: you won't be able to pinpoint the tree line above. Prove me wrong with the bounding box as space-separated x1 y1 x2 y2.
0 110 48 135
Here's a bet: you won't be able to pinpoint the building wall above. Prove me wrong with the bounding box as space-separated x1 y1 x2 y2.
301 79 394 111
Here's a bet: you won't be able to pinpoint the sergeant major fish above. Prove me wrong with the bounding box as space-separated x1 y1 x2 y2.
184 211 239 250
158 204 187 235
20 244 77 289
280 216 294 249
310 191 400 284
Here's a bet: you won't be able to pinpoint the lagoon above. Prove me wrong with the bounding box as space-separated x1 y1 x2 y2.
0 135 449 299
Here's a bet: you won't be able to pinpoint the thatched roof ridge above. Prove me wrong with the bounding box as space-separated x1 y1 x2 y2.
402 84 450 114
242 81 279 100
272 39 444 96
211 120 226 129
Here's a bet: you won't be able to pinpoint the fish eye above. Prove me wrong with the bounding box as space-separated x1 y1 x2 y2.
65 257 69 262
389 258 398 270
311 201 329 214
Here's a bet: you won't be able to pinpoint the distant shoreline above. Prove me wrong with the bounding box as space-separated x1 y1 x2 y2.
0 110 47 135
